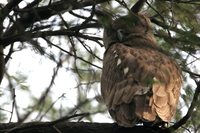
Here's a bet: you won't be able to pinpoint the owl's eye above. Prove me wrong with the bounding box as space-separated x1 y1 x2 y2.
117 29 130 42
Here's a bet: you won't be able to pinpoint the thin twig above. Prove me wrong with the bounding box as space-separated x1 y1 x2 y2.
181 68 200 78
43 37 102 69
50 113 90 125
146 1 173 41
35 54 63 120
76 37 102 61
9 88 16 123
18 54 62 123
39 94 66 121
5 72 21 122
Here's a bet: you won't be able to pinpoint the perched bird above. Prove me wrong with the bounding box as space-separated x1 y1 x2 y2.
99 3 182 127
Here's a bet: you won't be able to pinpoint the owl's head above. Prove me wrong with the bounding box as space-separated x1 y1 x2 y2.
96 1 156 49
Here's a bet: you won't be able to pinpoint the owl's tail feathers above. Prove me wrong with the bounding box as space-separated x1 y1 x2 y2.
109 102 139 127
108 94 158 127
134 95 157 121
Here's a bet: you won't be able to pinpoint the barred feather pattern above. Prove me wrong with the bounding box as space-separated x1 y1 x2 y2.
101 42 182 127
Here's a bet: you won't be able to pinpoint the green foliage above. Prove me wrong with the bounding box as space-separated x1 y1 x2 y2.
0 111 7 122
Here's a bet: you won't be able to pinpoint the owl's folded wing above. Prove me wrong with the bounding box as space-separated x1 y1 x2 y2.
101 43 182 126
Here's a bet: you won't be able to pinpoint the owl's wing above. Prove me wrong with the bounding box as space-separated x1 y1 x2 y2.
101 43 182 127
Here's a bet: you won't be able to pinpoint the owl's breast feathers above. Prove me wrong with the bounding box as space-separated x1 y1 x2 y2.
101 43 182 127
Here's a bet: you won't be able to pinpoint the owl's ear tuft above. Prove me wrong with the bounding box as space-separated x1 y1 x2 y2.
95 7 113 28
131 0 146 13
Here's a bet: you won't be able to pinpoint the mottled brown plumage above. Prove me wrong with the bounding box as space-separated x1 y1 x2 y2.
100 12 182 127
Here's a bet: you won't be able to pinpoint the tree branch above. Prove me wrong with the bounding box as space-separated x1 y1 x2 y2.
43 37 102 69
2 0 109 41
1 23 102 46
0 121 169 133
0 0 23 22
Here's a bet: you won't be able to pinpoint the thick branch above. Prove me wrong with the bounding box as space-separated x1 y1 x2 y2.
0 0 23 22
0 122 169 133
160 0 200 5
1 28 102 46
2 0 109 41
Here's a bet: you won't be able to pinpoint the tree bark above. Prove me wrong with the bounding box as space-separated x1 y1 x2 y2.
0 122 172 133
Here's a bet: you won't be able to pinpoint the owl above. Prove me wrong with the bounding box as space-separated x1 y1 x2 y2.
99 8 182 127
